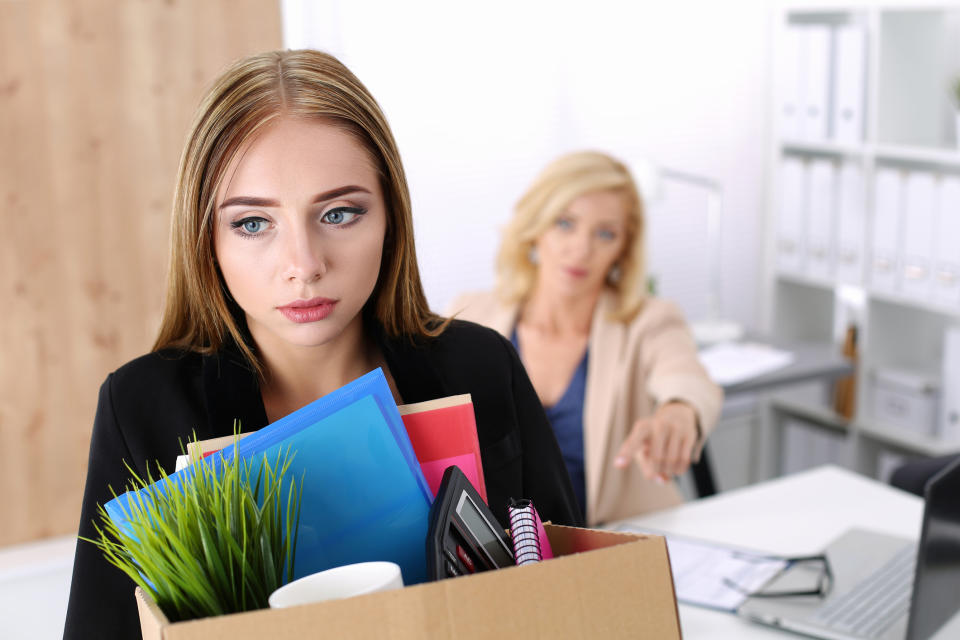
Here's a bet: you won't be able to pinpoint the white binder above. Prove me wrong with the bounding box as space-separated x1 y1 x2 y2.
836 162 866 285
901 171 937 300
871 168 903 293
939 327 960 442
778 157 806 274
933 176 960 307
800 25 832 141
778 26 805 141
831 25 866 144
805 158 836 280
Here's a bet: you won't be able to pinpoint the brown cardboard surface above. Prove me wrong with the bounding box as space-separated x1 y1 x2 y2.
136 525 681 640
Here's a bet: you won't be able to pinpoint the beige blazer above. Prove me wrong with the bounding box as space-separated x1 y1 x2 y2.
447 290 723 526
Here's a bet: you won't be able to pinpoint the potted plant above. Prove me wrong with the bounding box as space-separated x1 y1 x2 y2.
82 442 303 622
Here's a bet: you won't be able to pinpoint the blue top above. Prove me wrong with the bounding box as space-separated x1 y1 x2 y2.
511 328 588 520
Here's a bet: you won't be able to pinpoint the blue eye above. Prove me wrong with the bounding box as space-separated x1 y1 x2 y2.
322 207 366 226
596 229 617 242
555 217 573 230
230 216 270 236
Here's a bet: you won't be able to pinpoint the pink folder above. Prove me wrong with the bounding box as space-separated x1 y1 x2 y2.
398 394 487 503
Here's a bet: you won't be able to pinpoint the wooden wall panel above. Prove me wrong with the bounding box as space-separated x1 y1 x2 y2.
0 0 282 545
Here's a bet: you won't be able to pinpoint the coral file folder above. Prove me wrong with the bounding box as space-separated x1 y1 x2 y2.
398 394 487 503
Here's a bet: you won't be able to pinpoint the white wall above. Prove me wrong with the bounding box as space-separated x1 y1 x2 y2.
283 0 772 328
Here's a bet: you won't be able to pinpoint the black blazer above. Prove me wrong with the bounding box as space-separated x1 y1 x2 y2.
63 320 581 639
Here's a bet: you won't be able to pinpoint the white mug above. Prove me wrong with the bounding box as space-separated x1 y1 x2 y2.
268 561 403 608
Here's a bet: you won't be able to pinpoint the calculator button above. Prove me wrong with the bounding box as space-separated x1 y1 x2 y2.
443 548 460 567
456 545 476 573
445 559 462 577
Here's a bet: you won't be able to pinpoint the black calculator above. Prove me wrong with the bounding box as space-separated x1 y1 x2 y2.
426 465 515 580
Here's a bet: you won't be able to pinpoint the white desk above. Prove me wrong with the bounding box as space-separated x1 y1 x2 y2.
610 465 924 639
0 534 75 639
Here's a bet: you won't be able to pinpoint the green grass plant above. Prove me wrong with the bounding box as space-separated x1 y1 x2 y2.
81 439 303 622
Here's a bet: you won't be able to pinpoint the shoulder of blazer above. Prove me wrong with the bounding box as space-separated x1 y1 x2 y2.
622 297 689 341
430 318 517 363
445 290 517 338
109 349 204 390
446 290 500 319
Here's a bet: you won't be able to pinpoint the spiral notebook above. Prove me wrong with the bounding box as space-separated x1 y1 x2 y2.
507 498 554 565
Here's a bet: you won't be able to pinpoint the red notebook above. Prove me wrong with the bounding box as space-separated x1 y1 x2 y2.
398 394 487 503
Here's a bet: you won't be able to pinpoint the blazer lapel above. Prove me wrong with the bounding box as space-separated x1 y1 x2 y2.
201 343 269 438
375 325 449 405
583 291 626 523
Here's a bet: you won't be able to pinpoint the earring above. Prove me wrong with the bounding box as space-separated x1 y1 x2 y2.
608 263 621 283
528 246 539 265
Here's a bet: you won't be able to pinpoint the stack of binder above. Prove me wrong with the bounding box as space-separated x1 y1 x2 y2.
778 23 865 144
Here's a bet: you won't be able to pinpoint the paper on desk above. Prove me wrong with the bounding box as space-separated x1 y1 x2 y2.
698 341 795 386
664 537 787 610
614 526 787 611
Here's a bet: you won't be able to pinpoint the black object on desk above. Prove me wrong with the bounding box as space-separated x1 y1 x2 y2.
426 465 514 581
691 446 718 498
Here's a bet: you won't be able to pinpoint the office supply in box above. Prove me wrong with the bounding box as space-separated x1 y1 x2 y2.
426 465 513 581
869 366 940 436
507 498 553 565
398 394 487 502
107 368 433 586
267 561 403 609
174 394 486 500
174 433 253 472
136 525 682 640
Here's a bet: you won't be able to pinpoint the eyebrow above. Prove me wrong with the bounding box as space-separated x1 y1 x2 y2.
219 185 372 209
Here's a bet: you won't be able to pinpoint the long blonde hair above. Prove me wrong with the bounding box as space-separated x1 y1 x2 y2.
496 150 647 321
153 50 442 372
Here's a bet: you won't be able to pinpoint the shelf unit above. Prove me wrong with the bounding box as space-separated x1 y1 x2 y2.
764 1 960 480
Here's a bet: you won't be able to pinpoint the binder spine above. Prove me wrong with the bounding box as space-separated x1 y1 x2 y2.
508 499 542 565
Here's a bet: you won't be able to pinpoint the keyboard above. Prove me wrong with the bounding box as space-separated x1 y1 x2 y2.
810 545 915 639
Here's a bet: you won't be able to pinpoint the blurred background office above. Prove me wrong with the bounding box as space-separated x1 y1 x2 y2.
2 0 960 637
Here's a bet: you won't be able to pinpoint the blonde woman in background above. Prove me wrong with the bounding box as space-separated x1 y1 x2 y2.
449 151 723 526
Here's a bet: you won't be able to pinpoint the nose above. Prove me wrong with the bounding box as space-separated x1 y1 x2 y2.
567 227 593 261
281 224 326 284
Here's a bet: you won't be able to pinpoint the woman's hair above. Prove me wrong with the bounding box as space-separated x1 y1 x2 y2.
495 150 647 321
153 49 442 372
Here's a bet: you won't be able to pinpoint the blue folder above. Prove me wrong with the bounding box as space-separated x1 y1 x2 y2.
105 368 432 585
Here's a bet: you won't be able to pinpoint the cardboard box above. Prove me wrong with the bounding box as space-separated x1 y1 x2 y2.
136 525 681 639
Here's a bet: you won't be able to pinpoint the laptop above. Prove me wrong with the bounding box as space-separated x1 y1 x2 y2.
738 457 960 640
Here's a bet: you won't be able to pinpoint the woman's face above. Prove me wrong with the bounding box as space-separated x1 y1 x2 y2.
533 189 629 300
213 117 386 355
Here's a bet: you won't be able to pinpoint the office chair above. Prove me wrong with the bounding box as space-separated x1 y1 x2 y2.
690 445 718 498
890 454 957 497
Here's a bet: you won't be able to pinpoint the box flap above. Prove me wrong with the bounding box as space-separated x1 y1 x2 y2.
135 587 168 640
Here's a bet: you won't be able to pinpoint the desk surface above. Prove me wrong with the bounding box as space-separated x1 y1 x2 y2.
720 339 853 397
610 466 923 639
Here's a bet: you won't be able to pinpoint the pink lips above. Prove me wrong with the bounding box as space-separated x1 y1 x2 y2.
277 297 337 323
564 267 589 279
